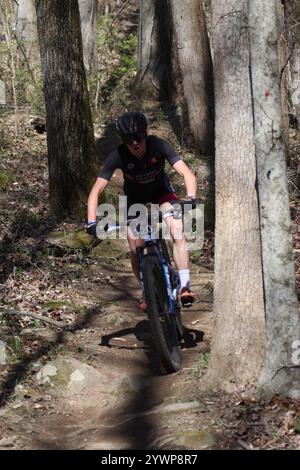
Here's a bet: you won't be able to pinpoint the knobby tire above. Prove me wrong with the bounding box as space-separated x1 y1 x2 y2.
143 255 180 373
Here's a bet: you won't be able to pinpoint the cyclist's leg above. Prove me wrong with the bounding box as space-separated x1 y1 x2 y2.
126 225 144 283
127 226 147 310
125 193 145 283
159 200 189 271
159 195 194 306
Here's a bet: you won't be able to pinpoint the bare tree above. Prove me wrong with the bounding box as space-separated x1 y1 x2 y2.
285 0 300 128
203 1 266 391
36 0 98 219
249 0 300 398
276 0 290 154
136 0 173 99
169 0 214 155
15 0 39 70
0 1 18 133
0 80 5 105
78 0 98 75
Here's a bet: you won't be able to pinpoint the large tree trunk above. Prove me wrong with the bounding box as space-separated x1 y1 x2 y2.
36 0 98 220
249 0 300 398
136 0 173 99
169 0 214 156
203 0 266 391
285 0 300 128
78 0 98 75
15 0 39 69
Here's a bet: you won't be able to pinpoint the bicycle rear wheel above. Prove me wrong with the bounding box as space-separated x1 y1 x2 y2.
143 255 180 373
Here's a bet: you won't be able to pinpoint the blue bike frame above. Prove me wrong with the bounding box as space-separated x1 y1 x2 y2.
137 226 178 316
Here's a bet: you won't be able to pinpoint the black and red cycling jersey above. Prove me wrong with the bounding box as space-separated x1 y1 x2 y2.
99 135 181 204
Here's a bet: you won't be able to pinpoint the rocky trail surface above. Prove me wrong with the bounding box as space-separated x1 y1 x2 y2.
0 243 214 450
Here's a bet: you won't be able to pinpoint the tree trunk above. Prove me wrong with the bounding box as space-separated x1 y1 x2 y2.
169 0 214 156
285 0 300 128
36 0 98 220
249 0 300 398
15 0 39 69
203 1 266 391
136 0 173 99
203 0 213 53
276 0 290 156
78 0 98 75
0 80 5 105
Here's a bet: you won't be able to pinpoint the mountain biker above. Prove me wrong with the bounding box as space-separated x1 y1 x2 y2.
86 111 196 308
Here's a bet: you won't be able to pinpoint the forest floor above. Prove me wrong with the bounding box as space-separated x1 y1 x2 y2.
0 111 300 450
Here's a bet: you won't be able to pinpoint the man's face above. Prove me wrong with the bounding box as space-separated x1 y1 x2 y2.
124 133 147 158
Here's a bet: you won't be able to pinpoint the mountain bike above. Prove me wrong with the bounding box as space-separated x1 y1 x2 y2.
103 199 195 374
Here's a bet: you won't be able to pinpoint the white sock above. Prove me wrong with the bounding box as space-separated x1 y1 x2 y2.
178 269 190 290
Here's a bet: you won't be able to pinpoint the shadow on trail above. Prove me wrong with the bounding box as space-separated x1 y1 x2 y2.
0 305 103 407
100 320 151 351
97 371 158 450
96 320 204 449
100 321 204 367
91 321 158 450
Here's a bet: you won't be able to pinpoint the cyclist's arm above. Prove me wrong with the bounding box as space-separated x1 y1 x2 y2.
87 177 109 222
88 149 121 222
156 137 197 198
173 160 197 198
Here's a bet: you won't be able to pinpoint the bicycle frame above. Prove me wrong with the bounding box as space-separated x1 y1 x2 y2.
136 226 178 316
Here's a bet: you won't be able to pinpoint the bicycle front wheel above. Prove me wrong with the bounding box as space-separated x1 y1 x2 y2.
143 255 180 373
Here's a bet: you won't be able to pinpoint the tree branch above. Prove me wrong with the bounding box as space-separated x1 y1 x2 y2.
6 309 67 328
104 0 132 44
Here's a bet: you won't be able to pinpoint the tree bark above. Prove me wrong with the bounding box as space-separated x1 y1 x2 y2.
0 80 5 105
36 0 98 220
15 0 39 69
285 0 300 128
203 1 265 391
249 0 300 398
78 0 98 75
136 0 173 99
169 0 214 156
276 0 290 156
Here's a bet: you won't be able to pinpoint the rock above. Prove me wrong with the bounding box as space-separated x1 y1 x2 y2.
69 369 85 384
85 439 131 450
42 301 71 312
152 401 203 415
0 437 16 448
118 374 149 393
0 407 8 417
45 230 93 252
92 238 127 259
174 430 215 450
35 358 119 395
105 313 132 327
63 331 74 344
36 364 58 384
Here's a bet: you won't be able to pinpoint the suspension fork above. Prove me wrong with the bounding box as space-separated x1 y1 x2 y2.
136 246 146 296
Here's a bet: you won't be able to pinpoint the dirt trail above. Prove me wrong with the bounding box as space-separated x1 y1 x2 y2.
0 252 214 450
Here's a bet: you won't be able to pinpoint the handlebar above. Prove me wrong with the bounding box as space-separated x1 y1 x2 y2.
102 199 197 234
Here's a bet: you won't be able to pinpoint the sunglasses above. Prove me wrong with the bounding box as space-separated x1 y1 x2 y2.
123 133 146 145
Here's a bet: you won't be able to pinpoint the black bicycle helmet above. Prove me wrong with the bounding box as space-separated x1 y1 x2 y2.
115 112 148 140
